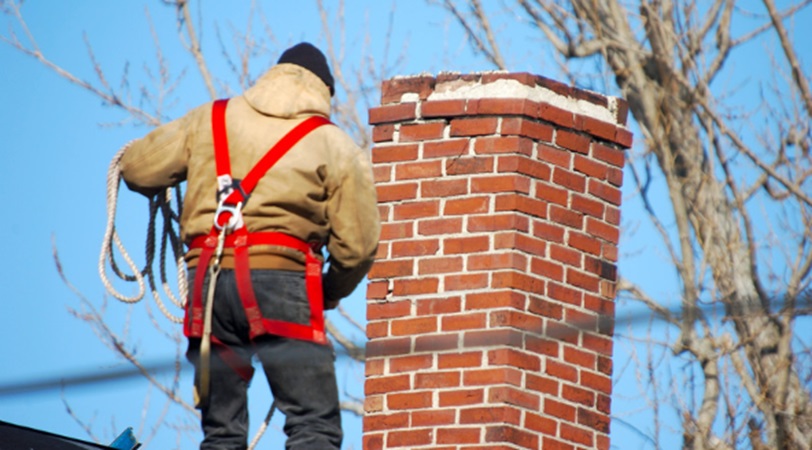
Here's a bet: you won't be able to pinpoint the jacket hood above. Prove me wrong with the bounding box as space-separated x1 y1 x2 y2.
243 63 332 119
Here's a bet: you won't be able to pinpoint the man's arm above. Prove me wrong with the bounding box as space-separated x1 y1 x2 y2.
119 110 196 196
323 148 380 305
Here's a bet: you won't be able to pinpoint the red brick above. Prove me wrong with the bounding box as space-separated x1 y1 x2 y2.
473 97 539 116
494 232 547 256
571 193 605 219
471 174 531 194
373 164 391 183
422 178 468 197
484 425 539 448
366 281 390 299
368 260 413 279
556 129 590 154
445 272 489 291
363 433 383 450
372 143 418 163
365 357 385 376
380 222 413 241
436 427 480 444
366 321 388 339
411 409 456 427
550 204 584 229
395 160 443 180
459 406 521 425
578 407 610 433
498 154 551 180
386 428 433 447
526 371 559 399
494 194 547 219
474 136 534 156
538 143 572 168
414 371 461 389
528 296 564 320
466 291 525 310
381 75 435 104
562 383 595 407
444 196 490 215
580 115 618 142
560 422 594 446
376 182 418 202
438 388 485 406
468 213 529 233
549 244 582 268
536 181 569 206
538 103 575 128
487 348 541 371
468 252 527 272
574 153 609 179
565 307 598 333
587 217 620 244
389 354 433 373
525 411 558 435
363 411 409 431
424 138 470 158
446 156 495 175
417 296 462 315
366 337 412 358
443 235 490 254
530 257 564 282
584 255 617 282
418 256 464 275
442 312 487 331
552 167 586 192
393 200 440 220
414 333 459 352
418 217 463 236
588 179 622 205
372 123 395 142
567 268 601 292
546 358 578 384
399 122 446 142
421 99 467 118
544 398 576 421
463 328 524 349
582 333 613 356
367 300 411 320
365 374 411 395
569 231 602 256
387 391 433 410
450 117 499 136
542 436 577 450
393 277 439 296
438 352 483 369
391 316 437 336
369 103 417 124
615 127 634 148
391 238 440 257
582 371 612 394
533 221 566 243
489 309 544 334
500 117 554 142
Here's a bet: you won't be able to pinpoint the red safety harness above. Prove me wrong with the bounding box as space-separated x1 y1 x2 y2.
185 98 331 347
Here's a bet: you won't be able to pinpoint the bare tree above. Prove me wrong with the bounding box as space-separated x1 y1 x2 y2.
2 0 403 447
433 1 812 449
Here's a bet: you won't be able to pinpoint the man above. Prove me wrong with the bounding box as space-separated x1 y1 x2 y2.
119 42 380 449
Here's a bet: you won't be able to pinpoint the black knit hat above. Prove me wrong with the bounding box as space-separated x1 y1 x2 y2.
277 42 335 96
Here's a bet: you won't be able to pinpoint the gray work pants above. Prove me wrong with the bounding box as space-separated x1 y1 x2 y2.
186 268 342 450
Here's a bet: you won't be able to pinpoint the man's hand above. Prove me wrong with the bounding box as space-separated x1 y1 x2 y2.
324 298 340 310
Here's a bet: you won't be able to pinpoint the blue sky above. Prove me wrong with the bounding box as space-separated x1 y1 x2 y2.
1 1 809 449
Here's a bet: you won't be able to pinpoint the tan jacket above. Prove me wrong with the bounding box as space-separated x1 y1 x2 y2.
120 64 380 300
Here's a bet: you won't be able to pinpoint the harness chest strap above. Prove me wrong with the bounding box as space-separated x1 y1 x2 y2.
185 98 331 345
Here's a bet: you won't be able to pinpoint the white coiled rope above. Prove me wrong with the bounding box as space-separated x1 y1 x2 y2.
99 142 188 323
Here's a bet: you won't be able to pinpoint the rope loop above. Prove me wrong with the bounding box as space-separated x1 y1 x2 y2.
99 142 187 323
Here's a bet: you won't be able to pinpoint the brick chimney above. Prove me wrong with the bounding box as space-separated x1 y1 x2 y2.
364 72 631 450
